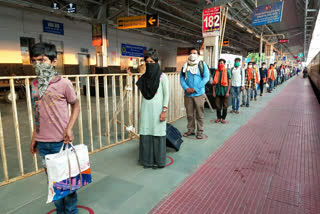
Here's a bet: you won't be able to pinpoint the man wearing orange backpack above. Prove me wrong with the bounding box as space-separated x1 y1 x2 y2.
267 64 276 93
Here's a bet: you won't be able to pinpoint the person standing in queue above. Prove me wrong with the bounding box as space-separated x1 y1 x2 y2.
259 62 268 96
213 59 231 123
230 58 244 114
180 48 209 139
267 64 276 93
29 43 80 214
250 62 260 101
243 62 256 107
136 49 169 169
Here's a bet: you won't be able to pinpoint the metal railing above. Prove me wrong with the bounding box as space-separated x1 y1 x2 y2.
0 73 185 187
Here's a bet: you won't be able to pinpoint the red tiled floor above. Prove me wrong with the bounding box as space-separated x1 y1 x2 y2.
150 77 320 214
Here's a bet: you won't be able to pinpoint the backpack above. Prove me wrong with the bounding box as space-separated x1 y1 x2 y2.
181 61 205 77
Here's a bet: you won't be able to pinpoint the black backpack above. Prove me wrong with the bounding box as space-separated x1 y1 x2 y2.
181 61 205 77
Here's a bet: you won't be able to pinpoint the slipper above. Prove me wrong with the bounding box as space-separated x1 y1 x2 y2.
183 131 195 137
196 134 203 139
215 119 221 123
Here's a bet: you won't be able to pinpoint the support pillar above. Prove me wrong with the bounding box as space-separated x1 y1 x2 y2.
96 24 108 68
203 36 219 69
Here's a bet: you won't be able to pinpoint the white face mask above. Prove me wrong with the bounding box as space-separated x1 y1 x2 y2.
262 65 266 68
141 61 144 65
188 53 198 61
248 65 252 68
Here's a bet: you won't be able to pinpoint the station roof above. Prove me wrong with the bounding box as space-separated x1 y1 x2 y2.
1 0 319 61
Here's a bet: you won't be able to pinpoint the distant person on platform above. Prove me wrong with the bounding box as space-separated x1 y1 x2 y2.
250 62 260 101
136 49 169 169
213 59 231 123
267 64 276 93
230 58 244 114
180 48 209 139
242 62 256 107
29 43 80 213
259 62 268 96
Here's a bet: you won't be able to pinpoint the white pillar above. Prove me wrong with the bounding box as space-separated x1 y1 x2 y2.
203 36 219 69
96 24 108 67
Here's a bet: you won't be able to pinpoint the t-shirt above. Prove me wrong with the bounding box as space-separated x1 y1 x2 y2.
213 69 231 96
31 76 77 142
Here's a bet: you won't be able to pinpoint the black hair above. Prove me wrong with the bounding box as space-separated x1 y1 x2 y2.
189 47 199 55
144 48 159 62
253 62 256 65
270 64 274 66
235 58 241 62
218 58 226 64
30 43 57 62
262 62 266 65
248 62 253 65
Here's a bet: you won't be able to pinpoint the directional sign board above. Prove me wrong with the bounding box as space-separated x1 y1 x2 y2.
222 40 229 46
202 6 221 37
117 15 158 29
278 39 289 43
252 1 284 26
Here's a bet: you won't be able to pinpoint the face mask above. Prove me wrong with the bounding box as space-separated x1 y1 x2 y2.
262 65 266 68
188 53 198 61
248 65 252 68
234 62 240 67
218 64 225 70
33 62 57 97
141 61 144 65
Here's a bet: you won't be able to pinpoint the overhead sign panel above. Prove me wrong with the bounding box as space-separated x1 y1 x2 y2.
43 20 64 35
252 1 284 26
202 6 221 37
278 39 289 43
121 44 147 57
117 15 159 29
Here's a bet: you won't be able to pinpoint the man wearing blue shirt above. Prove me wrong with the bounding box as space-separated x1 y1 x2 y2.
180 48 210 139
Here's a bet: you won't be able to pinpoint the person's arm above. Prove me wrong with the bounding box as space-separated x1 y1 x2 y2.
30 124 37 155
160 74 169 122
180 68 192 94
194 62 210 93
64 100 80 143
226 70 231 97
241 68 245 88
253 72 256 89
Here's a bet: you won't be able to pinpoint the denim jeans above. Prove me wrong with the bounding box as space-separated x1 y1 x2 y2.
231 86 241 111
250 85 257 99
268 79 274 92
242 88 251 106
37 141 78 214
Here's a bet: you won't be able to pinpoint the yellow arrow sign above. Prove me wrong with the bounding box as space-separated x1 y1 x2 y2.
148 17 156 25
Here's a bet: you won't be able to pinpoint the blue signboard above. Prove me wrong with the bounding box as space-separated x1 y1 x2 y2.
43 20 64 35
282 56 286 61
298 53 303 57
121 44 146 57
245 58 251 63
252 2 283 26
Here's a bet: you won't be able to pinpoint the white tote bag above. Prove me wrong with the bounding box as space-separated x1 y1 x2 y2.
45 143 92 203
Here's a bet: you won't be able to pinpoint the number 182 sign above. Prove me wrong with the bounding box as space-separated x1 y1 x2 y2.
202 6 221 37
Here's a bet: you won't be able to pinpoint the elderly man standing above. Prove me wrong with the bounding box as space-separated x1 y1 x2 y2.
180 48 209 139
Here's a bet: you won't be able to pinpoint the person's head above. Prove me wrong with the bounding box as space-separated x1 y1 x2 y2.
234 58 241 67
189 47 199 55
30 43 57 66
253 62 257 67
140 59 145 65
270 63 274 68
262 62 266 68
248 62 253 68
218 59 226 70
144 48 159 64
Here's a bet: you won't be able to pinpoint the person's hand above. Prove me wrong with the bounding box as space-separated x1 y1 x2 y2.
63 128 74 144
186 88 193 94
191 88 196 93
212 91 216 98
30 139 38 155
160 111 167 122
240 87 244 91
225 92 230 97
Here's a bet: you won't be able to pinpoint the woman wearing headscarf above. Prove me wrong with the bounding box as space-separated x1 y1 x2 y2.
136 49 169 169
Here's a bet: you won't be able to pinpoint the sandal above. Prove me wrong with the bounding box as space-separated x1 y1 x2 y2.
196 134 203 139
215 119 221 123
183 131 195 137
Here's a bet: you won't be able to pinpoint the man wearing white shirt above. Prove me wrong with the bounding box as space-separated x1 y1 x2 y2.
230 58 245 114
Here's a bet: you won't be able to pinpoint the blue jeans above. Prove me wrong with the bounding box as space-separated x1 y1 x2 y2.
231 86 241 111
37 141 78 214
268 79 274 92
250 85 257 99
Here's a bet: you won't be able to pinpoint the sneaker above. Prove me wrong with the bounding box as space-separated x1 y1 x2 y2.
215 119 221 123
221 120 227 124
260 94 263 96
246 104 249 107
240 104 245 107
230 110 235 113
